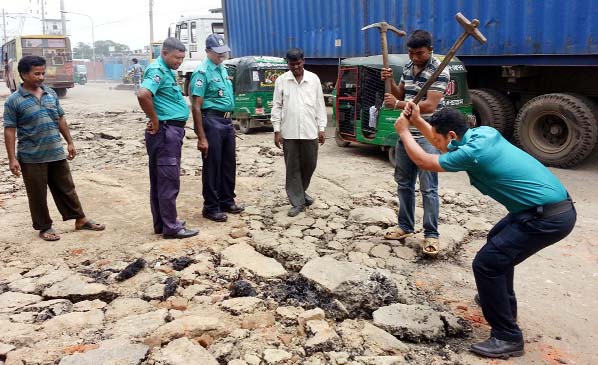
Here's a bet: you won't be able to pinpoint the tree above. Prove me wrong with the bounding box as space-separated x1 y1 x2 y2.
73 42 92 59
93 40 130 57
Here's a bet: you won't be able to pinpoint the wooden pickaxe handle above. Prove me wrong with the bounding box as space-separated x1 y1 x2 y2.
412 13 486 105
362 22 406 94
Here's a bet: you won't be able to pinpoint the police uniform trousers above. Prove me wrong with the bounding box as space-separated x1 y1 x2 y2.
201 113 236 213
282 139 319 207
472 197 576 342
145 123 185 235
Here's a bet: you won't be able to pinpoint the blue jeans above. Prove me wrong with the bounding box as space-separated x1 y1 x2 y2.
472 201 576 342
394 139 439 238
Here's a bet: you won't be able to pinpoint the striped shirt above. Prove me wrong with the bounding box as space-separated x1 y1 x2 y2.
400 56 449 137
3 85 66 163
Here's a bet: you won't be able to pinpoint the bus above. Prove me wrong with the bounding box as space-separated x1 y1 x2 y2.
2 35 75 97
168 13 224 95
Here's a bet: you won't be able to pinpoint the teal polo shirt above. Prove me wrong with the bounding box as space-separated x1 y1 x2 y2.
141 57 189 122
438 126 567 213
189 58 234 112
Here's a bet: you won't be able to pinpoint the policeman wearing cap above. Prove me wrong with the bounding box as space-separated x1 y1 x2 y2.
190 34 244 222
137 37 199 239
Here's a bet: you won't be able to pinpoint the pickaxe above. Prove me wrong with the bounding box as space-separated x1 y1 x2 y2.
412 13 486 104
361 22 406 94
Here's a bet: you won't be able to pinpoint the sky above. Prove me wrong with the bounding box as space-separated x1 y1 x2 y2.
1 0 222 50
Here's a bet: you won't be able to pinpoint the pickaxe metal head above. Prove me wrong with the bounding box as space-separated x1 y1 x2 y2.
455 12 487 44
361 21 406 37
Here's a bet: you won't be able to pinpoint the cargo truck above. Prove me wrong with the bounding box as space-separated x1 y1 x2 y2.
221 0 598 168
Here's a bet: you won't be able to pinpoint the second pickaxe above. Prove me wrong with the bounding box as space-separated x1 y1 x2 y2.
411 13 487 104
362 21 406 94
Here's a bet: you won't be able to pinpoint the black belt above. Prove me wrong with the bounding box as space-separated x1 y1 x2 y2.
530 197 574 219
161 120 186 128
202 109 231 118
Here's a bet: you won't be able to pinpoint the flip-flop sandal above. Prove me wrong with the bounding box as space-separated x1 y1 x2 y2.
422 238 440 257
76 219 106 231
384 228 414 240
39 228 60 241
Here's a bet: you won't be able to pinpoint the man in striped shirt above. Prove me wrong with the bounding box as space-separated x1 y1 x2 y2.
381 30 449 257
3 56 105 241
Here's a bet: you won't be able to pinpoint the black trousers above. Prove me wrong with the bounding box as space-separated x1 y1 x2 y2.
283 139 319 207
20 159 85 231
202 114 236 213
473 199 576 342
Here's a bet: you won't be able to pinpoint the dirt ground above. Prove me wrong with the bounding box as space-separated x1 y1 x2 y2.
1 82 597 364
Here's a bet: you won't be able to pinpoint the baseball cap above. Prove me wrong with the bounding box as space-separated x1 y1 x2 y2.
206 34 230 53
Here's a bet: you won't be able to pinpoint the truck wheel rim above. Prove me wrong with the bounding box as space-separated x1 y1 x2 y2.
529 112 572 154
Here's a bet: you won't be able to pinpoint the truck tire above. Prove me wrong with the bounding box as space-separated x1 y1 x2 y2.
470 88 516 138
514 93 598 168
239 119 252 134
54 88 67 98
335 128 350 147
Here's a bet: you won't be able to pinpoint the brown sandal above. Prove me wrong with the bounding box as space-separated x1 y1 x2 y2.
39 228 60 241
76 219 106 231
422 237 440 257
384 228 414 240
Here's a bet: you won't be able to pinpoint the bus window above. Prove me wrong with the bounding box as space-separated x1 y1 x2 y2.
177 22 189 42
212 22 224 35
191 22 197 43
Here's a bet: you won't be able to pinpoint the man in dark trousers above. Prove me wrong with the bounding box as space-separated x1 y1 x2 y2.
395 101 576 359
271 48 327 217
137 38 199 239
3 55 105 241
190 34 243 222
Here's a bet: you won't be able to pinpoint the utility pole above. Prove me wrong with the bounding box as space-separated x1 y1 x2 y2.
60 0 66 35
149 0 154 44
2 9 6 44
40 0 46 35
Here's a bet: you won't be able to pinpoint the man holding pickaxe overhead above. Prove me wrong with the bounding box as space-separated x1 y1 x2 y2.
380 30 449 257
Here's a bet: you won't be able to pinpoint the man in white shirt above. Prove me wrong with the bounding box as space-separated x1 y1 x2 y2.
271 48 327 217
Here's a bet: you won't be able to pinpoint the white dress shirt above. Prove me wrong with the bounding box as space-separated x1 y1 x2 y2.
270 70 327 139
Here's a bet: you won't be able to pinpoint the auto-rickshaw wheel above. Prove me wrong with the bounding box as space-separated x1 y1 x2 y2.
239 119 252 134
388 147 396 167
335 128 350 147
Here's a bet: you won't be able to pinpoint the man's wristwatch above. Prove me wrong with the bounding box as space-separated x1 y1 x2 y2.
394 100 400 109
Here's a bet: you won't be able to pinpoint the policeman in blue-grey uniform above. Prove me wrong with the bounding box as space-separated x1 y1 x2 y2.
190 34 244 222
137 37 199 239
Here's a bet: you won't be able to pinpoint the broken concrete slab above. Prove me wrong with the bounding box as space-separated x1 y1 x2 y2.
300 257 401 317
0 292 42 313
348 207 397 226
42 275 116 303
221 243 287 279
372 303 465 342
58 341 148 365
154 337 218 365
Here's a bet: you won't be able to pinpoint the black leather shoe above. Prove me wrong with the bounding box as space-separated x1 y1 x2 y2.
470 337 524 359
222 204 245 214
305 194 315 206
163 227 199 239
202 210 228 222
154 220 186 234
287 205 305 217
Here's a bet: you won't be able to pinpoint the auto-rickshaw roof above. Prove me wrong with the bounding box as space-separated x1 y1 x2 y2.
341 54 466 73
224 56 287 69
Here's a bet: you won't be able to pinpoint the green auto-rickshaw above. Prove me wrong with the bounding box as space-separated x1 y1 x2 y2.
74 64 87 85
224 56 288 134
333 54 474 166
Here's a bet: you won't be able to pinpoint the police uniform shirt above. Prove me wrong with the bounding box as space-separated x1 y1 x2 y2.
190 58 234 112
141 57 189 122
